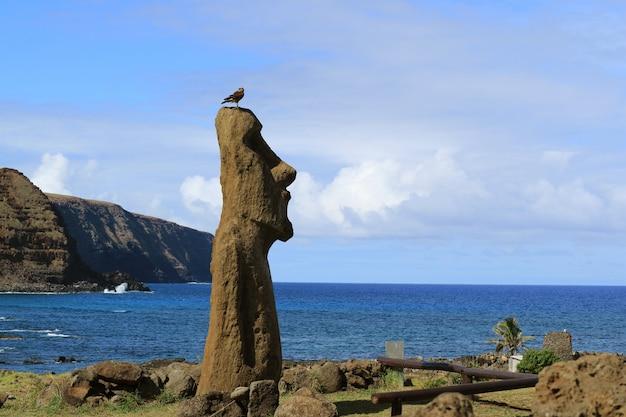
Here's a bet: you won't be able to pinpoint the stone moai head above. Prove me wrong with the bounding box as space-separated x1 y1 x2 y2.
215 108 296 242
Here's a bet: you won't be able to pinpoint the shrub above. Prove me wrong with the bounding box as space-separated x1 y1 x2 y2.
378 369 405 389
517 349 560 374
422 376 448 389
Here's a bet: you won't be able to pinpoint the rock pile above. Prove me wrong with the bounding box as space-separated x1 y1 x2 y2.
279 360 385 394
178 379 278 417
543 331 574 361
63 360 201 406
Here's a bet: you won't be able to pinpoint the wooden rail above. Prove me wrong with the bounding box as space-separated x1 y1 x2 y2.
372 357 538 416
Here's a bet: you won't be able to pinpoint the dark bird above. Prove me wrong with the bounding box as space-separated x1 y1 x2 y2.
221 87 245 107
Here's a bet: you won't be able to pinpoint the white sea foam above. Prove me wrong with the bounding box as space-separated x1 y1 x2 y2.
0 291 72 295
46 333 71 338
113 309 128 313
0 347 15 353
187 281 211 285
104 282 128 294
5 328 59 333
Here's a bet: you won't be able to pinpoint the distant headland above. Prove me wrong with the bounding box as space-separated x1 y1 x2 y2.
0 168 213 293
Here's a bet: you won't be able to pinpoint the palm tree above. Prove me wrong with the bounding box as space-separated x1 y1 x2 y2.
488 317 535 356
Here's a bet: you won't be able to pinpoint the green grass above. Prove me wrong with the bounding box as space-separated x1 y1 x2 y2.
0 370 533 417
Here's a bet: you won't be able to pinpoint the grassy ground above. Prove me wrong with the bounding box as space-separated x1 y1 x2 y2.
0 369 533 417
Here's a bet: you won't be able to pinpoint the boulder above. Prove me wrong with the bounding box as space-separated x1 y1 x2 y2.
247 380 278 417
274 387 337 417
63 367 102 406
533 353 626 417
411 393 474 417
197 108 296 393
0 392 9 409
137 376 160 400
63 386 91 407
230 386 250 401
93 361 143 385
311 362 344 393
164 362 200 398
178 392 245 417
279 365 316 394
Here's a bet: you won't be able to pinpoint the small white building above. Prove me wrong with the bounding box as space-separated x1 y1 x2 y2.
508 354 523 372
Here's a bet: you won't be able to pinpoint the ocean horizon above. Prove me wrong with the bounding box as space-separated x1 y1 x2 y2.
1 282 624 374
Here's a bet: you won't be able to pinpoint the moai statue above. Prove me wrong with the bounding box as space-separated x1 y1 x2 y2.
197 107 296 394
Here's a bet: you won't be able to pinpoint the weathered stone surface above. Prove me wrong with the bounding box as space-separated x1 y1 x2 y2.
164 362 200 398
178 392 245 417
0 168 148 292
63 386 91 406
543 331 574 361
63 366 101 406
0 392 8 408
247 380 278 417
197 108 296 393
93 361 143 385
533 354 626 417
411 393 474 417
279 365 316 394
311 362 344 393
48 194 213 283
230 386 249 401
274 387 337 417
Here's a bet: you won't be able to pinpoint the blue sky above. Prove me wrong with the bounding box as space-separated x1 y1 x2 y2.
2 1 626 284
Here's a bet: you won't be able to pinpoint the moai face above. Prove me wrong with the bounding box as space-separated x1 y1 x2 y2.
216 108 297 243
244 131 296 242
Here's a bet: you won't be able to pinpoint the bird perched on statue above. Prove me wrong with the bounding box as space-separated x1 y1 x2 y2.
221 87 245 107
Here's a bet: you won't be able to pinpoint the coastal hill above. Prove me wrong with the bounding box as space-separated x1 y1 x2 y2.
48 194 213 283
0 168 148 292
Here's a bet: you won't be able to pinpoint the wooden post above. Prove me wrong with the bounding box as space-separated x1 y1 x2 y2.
391 399 402 416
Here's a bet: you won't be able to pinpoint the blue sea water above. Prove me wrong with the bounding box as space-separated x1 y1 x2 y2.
0 283 625 374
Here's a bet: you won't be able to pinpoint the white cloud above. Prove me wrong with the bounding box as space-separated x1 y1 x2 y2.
180 175 222 214
31 153 71 194
290 151 486 237
542 150 577 168
525 180 603 226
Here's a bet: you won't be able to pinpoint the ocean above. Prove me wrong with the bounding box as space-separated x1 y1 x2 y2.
0 283 624 374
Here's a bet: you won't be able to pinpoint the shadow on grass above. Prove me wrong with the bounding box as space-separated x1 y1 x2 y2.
475 397 532 412
335 399 389 416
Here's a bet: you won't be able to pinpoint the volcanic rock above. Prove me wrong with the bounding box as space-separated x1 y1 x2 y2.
274 387 337 417
178 391 245 417
533 353 626 417
247 380 278 417
279 365 316 394
411 393 474 417
93 361 143 385
311 362 344 393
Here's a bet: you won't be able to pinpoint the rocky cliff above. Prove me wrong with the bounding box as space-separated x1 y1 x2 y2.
47 194 213 283
0 168 148 292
